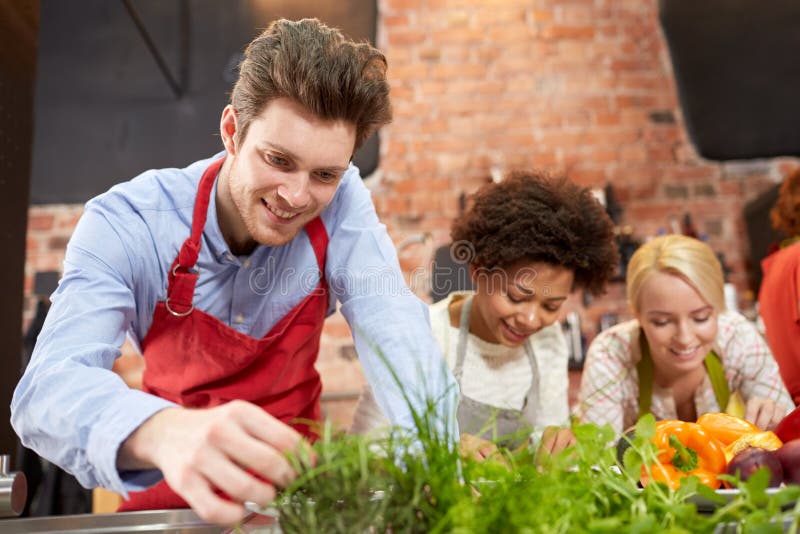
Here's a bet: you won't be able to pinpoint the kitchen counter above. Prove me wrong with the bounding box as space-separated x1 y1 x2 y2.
0 509 281 533
2 506 795 532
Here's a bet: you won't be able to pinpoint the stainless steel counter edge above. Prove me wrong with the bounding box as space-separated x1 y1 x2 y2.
0 509 281 533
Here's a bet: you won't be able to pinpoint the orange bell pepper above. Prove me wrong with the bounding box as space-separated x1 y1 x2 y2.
645 461 719 490
696 412 760 446
641 421 727 490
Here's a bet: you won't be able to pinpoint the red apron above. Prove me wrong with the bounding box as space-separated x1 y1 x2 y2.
119 157 328 511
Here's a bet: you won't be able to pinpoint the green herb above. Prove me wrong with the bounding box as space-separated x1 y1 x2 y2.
269 355 800 533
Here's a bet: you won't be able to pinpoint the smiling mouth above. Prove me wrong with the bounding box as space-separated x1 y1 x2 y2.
669 346 701 359
262 199 301 221
501 320 532 340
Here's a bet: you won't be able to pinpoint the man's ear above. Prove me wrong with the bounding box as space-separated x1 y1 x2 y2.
220 105 239 156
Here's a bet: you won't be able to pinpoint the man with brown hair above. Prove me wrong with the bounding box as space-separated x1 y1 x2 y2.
12 19 455 525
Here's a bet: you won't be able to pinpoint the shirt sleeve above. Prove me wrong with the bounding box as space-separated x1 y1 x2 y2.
324 169 459 438
10 205 175 496
720 312 794 417
575 328 635 436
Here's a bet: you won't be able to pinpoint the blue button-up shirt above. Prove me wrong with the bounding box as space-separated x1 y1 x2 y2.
11 153 457 496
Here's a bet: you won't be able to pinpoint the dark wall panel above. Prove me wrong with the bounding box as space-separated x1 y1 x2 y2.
0 0 38 463
31 0 378 205
659 0 800 160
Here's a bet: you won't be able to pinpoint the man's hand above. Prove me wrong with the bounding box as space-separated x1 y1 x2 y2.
119 400 311 525
745 397 787 431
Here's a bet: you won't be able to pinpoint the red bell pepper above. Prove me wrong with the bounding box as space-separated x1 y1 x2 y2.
775 405 800 442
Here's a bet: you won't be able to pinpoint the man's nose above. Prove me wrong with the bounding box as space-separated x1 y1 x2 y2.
277 173 311 209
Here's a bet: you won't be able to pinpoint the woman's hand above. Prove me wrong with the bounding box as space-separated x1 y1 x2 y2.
537 425 576 457
459 433 505 464
744 397 788 431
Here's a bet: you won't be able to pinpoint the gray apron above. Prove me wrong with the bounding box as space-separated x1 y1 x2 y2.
454 296 539 447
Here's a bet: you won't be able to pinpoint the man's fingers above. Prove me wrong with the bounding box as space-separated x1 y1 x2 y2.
224 436 296 488
171 469 246 526
221 401 310 484
230 401 304 455
196 446 278 506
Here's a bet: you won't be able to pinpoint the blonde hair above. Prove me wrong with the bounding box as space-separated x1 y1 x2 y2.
626 235 725 313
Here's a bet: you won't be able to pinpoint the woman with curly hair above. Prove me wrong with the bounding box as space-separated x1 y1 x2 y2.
759 168 800 406
578 235 792 435
351 171 619 457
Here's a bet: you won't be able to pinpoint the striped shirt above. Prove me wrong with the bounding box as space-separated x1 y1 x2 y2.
576 310 793 435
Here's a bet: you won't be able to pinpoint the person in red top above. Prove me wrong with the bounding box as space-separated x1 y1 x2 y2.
759 167 800 406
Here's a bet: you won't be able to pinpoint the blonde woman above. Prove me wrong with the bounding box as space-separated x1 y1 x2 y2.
577 235 792 435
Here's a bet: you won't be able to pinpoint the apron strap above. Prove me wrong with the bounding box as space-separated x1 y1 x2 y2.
302 216 328 298
638 331 730 419
637 332 654 419
453 296 473 381
166 157 224 315
453 295 539 419
304 217 328 272
704 350 730 411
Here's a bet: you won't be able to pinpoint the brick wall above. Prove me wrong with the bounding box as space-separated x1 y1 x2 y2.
22 0 800 428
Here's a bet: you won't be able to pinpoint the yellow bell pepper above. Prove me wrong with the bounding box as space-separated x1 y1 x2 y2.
696 412 760 446
723 431 782 463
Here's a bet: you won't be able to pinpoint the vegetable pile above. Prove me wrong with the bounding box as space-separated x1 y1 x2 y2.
268 406 800 533
636 411 800 491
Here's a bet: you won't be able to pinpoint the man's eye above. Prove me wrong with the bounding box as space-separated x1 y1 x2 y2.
267 154 288 167
507 294 523 304
315 170 339 182
544 304 561 313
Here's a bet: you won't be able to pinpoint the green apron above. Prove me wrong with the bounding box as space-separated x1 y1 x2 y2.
637 331 729 419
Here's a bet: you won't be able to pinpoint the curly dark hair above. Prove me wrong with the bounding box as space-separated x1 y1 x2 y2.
450 171 620 295
771 168 800 236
